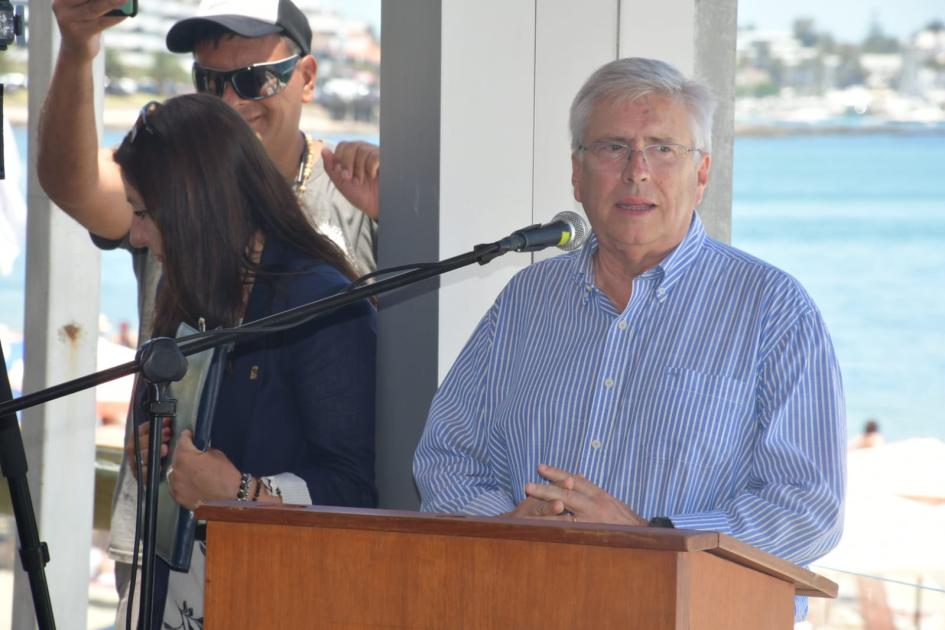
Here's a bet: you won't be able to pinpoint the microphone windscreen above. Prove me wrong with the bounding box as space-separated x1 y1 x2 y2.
552 211 588 251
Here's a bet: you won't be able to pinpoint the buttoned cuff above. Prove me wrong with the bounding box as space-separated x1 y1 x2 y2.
270 472 312 506
665 510 729 533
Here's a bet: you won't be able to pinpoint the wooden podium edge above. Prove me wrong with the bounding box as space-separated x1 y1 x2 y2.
711 533 839 598
197 502 717 550
197 502 837 598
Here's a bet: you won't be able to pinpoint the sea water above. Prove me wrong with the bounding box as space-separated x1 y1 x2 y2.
3 128 943 440
733 133 945 441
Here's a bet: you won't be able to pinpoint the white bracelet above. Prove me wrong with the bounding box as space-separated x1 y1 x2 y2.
260 475 282 498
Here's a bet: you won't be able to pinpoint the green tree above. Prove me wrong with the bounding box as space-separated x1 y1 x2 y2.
151 52 189 94
105 47 127 78
792 18 819 48
862 20 900 53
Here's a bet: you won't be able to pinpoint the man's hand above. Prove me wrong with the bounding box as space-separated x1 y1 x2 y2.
523 464 648 526
322 142 380 221
504 494 573 520
125 417 171 480
167 429 242 510
503 471 577 521
53 0 128 61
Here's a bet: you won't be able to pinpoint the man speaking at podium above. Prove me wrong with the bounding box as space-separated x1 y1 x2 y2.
413 58 845 617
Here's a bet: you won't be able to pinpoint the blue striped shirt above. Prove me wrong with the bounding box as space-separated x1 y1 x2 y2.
414 213 845 570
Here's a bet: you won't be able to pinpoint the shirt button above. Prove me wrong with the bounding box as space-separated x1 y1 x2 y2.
590 439 603 449
656 287 666 297
603 377 614 389
617 320 628 330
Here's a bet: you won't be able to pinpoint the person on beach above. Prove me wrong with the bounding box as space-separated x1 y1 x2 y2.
118 93 376 627
36 0 380 625
413 57 846 621
851 418 885 449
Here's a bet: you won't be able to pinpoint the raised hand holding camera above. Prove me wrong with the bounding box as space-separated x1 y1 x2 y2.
51 0 130 60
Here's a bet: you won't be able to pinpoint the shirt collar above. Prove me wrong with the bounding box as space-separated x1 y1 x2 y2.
656 212 707 293
572 211 707 296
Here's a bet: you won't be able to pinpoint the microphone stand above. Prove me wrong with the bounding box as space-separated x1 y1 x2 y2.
0 343 55 630
0 233 543 630
133 339 188 630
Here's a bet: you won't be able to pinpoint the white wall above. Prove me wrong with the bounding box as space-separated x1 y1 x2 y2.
437 0 538 381
435 0 736 379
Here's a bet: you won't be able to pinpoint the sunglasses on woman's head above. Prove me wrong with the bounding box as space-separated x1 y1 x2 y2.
128 100 161 144
191 55 301 101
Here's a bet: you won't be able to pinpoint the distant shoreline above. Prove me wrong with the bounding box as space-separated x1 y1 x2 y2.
4 101 379 137
6 100 942 139
735 124 945 137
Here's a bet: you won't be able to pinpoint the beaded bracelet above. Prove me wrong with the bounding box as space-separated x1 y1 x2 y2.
236 472 252 501
251 476 263 501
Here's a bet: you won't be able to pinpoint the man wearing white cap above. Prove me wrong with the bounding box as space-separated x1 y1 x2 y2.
37 0 380 627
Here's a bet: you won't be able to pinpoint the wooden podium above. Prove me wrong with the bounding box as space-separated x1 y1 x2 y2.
195 503 836 629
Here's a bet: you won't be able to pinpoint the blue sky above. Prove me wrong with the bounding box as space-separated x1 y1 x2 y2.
738 0 945 42
317 1 944 45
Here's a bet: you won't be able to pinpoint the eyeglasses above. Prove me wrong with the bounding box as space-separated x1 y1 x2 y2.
192 55 300 101
579 140 704 172
128 101 161 144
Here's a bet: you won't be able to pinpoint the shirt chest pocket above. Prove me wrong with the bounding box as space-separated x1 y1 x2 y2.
664 366 751 406
633 366 754 469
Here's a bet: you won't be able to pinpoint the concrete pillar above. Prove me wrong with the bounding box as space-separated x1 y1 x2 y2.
694 0 739 243
12 3 101 628
375 0 443 511
618 0 738 241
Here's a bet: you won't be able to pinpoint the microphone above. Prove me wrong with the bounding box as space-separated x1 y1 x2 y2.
499 211 588 253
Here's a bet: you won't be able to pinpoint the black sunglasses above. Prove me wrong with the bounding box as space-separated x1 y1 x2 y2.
192 55 301 101
128 100 161 144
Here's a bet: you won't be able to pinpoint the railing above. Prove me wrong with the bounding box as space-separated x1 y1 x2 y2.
805 567 945 629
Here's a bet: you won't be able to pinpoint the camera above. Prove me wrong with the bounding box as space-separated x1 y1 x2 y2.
0 0 21 179
0 0 21 51
107 0 138 18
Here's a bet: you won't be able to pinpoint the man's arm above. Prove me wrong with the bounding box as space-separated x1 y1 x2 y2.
37 0 135 240
413 303 520 515
524 309 845 566
668 308 846 565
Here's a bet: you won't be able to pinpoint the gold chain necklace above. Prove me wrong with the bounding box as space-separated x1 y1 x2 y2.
294 133 316 199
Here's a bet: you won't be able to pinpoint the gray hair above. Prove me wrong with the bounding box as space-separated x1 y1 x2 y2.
569 58 717 153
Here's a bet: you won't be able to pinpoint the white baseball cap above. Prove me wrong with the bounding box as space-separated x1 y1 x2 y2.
166 0 312 55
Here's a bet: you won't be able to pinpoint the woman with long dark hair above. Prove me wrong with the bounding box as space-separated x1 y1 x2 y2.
115 93 376 627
